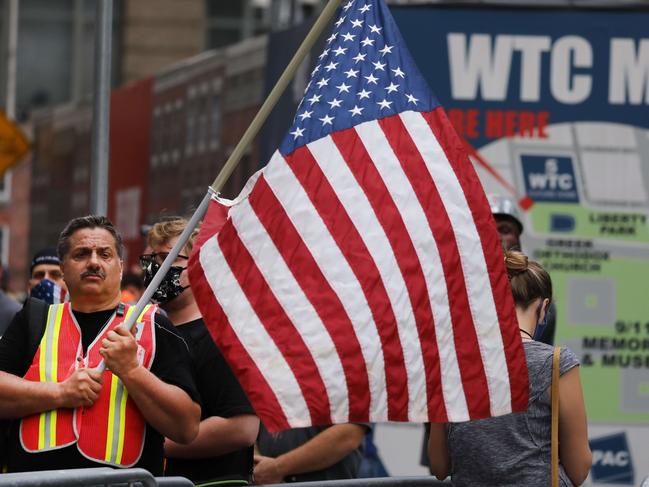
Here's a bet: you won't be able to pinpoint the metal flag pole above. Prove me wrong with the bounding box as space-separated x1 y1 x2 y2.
89 0 113 216
96 0 343 372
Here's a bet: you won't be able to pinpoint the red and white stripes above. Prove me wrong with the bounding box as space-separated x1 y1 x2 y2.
189 108 528 432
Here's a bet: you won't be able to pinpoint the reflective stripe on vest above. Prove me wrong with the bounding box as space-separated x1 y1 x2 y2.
20 304 78 452
20 302 156 467
75 304 156 467
104 371 129 464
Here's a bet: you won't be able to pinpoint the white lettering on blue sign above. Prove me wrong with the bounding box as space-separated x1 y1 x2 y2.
527 159 574 191
592 450 631 468
447 33 593 103
609 39 649 105
447 33 649 106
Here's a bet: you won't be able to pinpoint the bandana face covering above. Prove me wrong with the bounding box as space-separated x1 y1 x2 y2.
30 278 68 304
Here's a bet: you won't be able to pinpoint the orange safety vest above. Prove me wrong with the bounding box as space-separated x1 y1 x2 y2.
20 302 157 467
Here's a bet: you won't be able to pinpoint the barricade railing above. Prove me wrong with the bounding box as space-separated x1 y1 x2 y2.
257 477 448 487
0 469 444 487
155 477 194 486
0 468 192 487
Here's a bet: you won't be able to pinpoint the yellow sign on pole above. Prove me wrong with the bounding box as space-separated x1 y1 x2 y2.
0 112 30 177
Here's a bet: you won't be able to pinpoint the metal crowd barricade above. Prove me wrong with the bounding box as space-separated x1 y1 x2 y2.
0 470 445 486
257 477 448 487
0 468 192 487
154 478 194 487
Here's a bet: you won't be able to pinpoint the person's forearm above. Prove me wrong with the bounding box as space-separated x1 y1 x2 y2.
0 371 61 418
559 367 591 486
561 446 592 486
427 423 451 480
275 424 365 476
118 366 200 444
166 414 259 459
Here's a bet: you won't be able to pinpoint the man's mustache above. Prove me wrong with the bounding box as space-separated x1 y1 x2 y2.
81 270 106 279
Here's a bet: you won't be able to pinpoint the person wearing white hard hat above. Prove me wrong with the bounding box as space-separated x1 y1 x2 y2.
488 194 524 251
487 194 556 346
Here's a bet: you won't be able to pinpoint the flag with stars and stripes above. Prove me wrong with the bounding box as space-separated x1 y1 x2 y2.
29 278 68 305
189 0 528 432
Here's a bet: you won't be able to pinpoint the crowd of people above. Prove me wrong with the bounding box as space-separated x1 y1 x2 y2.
0 195 591 486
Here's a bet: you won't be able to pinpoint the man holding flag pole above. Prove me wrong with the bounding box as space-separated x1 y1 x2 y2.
0 216 200 474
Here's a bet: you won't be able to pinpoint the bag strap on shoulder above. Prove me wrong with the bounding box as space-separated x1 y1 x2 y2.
26 298 51 359
551 346 560 487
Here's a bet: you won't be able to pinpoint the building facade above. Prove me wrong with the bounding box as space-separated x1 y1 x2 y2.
29 103 93 266
28 34 267 272
147 35 267 222
8 0 272 290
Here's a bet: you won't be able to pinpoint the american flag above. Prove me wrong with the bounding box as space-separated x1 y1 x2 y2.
30 279 68 305
189 0 528 432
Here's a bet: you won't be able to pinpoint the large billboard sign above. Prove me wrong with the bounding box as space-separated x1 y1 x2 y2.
395 8 649 485
263 6 649 484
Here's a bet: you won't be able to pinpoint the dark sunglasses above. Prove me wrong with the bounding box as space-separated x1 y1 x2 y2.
139 252 189 268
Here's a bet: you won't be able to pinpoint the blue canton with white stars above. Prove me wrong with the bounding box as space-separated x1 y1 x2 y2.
29 278 66 305
279 0 440 156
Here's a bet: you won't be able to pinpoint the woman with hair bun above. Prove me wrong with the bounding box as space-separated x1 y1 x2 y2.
428 251 592 486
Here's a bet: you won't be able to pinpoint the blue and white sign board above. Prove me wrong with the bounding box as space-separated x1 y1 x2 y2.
263 6 649 484
393 9 649 485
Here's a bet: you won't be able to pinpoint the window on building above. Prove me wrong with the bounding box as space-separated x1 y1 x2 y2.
165 103 173 164
151 107 162 167
172 99 183 162
195 83 209 155
269 0 317 31
197 100 208 154
160 104 171 165
207 28 241 49
206 1 244 17
209 94 221 151
205 0 271 49
0 224 7 268
0 172 11 203
186 92 196 157
0 0 119 119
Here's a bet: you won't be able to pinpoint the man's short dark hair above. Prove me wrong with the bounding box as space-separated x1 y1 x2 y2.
57 216 124 260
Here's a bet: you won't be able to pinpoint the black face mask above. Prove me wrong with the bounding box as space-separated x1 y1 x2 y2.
142 260 189 304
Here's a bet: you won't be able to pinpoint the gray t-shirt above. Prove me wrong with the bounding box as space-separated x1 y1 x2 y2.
447 341 579 487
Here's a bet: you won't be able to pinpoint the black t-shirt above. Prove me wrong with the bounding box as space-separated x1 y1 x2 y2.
164 319 255 483
0 300 200 476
